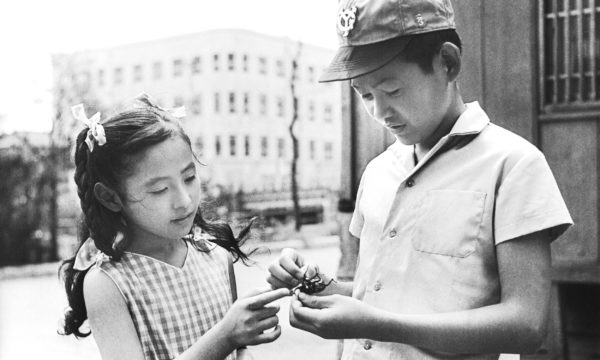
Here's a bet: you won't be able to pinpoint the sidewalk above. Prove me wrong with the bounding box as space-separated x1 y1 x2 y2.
0 234 340 281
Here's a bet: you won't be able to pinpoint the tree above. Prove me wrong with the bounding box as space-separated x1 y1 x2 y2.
288 42 303 232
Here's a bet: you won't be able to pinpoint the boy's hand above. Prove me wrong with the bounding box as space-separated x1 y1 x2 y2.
289 292 374 339
266 248 318 290
220 288 289 349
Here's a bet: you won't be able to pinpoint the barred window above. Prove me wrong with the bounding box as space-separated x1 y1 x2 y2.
540 0 600 109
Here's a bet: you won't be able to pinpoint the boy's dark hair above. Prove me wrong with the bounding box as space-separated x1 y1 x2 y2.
399 29 462 73
59 97 254 338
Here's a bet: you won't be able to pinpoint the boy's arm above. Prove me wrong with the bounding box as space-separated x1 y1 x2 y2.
290 229 552 354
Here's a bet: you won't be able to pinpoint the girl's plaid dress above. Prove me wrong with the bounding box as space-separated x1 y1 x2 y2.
97 240 236 360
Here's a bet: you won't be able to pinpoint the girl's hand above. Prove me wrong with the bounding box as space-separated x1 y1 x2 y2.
289 293 375 339
220 287 289 349
267 248 319 290
236 347 254 360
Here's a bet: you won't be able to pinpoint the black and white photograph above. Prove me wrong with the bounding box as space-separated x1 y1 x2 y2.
0 0 597 359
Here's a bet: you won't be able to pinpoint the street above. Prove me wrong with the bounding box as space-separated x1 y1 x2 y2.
0 244 341 360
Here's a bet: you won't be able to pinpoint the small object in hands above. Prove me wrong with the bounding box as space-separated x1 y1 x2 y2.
290 272 336 295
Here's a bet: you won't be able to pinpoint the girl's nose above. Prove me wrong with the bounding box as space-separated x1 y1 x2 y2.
173 184 193 210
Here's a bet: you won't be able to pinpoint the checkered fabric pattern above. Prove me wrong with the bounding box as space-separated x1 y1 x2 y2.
98 241 236 360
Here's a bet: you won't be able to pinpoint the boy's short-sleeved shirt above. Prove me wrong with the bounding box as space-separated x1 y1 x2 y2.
342 102 573 360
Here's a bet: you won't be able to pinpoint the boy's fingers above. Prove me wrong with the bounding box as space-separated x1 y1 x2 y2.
279 248 306 280
289 299 317 331
267 263 299 287
266 274 292 290
252 325 282 344
297 293 329 309
248 288 289 309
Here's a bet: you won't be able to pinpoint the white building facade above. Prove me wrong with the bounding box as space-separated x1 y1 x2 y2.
55 29 341 196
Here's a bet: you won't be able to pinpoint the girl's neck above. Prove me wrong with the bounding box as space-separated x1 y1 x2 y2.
125 229 183 259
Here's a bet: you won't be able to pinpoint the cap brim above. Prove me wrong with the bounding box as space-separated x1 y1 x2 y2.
319 36 411 83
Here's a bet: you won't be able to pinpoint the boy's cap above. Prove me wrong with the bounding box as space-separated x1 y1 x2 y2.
319 0 456 83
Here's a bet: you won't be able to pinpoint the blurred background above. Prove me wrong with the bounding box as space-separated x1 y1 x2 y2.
1 0 600 359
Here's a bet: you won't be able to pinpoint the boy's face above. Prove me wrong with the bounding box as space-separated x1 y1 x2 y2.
120 136 201 243
350 54 453 147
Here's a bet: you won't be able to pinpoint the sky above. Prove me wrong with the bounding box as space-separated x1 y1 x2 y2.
0 0 339 134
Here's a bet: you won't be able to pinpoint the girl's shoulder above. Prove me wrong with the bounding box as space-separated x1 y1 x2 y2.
83 267 128 313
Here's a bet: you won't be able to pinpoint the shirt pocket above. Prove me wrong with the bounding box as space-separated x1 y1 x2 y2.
411 190 486 258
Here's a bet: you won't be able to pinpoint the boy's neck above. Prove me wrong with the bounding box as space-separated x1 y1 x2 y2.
416 96 466 159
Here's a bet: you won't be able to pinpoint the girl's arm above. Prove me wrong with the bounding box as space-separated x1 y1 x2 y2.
85 268 286 360
290 229 552 354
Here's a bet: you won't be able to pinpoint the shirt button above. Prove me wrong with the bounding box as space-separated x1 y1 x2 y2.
373 281 382 291
363 341 372 350
406 178 415 187
389 229 397 238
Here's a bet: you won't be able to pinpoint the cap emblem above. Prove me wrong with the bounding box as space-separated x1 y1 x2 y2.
415 13 425 27
338 6 358 37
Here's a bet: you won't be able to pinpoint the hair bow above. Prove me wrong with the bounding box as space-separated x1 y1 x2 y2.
73 237 110 271
133 92 186 118
72 104 106 152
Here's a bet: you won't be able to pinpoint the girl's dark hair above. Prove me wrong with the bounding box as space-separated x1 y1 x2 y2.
399 29 462 73
58 96 253 337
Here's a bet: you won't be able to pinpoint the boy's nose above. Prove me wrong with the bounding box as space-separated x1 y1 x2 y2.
372 96 392 123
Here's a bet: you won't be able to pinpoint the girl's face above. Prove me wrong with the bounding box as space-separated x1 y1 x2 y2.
120 135 201 244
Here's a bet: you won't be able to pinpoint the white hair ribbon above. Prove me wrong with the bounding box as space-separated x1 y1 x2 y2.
133 92 187 119
73 237 109 271
71 104 106 152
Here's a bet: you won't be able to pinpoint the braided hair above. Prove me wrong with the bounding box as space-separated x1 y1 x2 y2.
59 97 254 337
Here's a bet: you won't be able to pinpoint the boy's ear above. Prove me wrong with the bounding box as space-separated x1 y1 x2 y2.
439 42 462 83
93 183 124 212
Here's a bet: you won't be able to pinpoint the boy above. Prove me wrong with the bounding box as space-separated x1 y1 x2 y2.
267 0 573 359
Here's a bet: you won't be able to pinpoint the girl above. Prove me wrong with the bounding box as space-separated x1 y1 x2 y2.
59 94 288 360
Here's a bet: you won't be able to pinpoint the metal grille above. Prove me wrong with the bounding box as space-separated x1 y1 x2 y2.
540 0 600 110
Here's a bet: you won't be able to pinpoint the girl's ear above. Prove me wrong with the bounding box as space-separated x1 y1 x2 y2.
93 183 124 212
439 42 462 83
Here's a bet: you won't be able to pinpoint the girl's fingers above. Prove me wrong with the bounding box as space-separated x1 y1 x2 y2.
255 305 280 320
248 288 289 310
255 315 279 332
252 325 282 344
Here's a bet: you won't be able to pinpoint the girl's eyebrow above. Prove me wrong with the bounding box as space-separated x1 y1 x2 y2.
144 162 195 187
181 162 195 174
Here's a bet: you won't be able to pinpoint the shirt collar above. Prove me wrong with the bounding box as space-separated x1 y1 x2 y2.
447 101 490 136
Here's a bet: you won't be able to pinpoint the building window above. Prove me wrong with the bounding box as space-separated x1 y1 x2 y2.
324 142 333 160
260 94 267 115
244 135 250 156
228 92 236 113
191 95 202 115
309 101 315 121
258 57 267 75
133 64 143 82
196 137 204 156
276 59 285 77
243 93 249 114
229 135 236 156
242 54 249 72
324 104 333 122
228 53 235 71
277 97 285 117
213 54 220 72
215 136 221 156
261 137 268 157
98 69 105 87
153 62 162 80
173 96 184 107
309 140 316 160
540 0 600 109
277 138 285 158
114 67 123 85
173 59 183 77
214 92 220 113
191 56 201 74
307 66 315 83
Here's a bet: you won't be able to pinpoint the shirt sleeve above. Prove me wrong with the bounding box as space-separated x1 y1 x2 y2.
494 149 573 245
349 174 366 238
